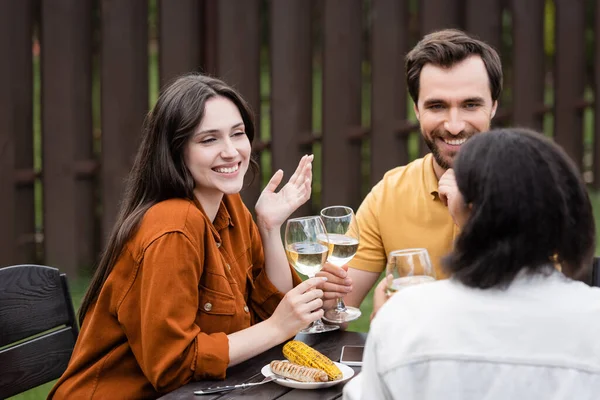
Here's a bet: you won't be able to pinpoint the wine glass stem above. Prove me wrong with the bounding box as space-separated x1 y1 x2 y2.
335 297 348 312
312 317 326 330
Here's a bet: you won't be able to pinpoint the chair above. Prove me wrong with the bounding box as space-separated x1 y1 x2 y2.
0 264 79 398
593 257 600 288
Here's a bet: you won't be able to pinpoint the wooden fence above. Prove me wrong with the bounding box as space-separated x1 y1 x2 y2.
0 0 598 279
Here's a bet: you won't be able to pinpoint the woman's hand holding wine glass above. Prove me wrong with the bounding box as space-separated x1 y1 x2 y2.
284 216 339 334
267 276 329 340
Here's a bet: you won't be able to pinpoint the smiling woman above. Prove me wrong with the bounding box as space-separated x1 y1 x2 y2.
185 97 252 221
46 74 327 400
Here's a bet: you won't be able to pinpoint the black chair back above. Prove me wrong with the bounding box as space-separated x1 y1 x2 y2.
593 257 600 288
0 264 79 398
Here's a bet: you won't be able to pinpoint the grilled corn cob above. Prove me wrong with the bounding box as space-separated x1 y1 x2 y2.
282 340 343 381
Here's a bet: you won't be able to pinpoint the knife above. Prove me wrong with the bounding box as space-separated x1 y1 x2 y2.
194 375 276 395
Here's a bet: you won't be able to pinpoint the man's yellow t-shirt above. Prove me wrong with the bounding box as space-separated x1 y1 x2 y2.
349 154 459 279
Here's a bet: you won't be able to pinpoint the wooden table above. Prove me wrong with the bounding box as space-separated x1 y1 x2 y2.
158 330 367 400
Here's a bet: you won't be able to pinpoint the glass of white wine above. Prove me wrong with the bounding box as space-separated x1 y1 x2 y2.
318 206 362 323
385 248 436 295
285 216 339 334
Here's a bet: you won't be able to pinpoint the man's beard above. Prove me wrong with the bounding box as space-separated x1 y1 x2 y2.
422 127 479 170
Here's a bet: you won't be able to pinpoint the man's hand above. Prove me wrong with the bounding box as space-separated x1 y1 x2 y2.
370 275 393 321
315 262 353 310
438 168 470 228
437 168 458 207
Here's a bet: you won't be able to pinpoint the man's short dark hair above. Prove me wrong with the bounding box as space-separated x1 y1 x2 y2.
444 128 595 288
406 29 503 104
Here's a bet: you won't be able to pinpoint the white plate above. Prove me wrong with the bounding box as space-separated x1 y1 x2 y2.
260 360 354 389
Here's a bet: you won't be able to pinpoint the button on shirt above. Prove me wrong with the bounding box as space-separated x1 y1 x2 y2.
49 194 302 399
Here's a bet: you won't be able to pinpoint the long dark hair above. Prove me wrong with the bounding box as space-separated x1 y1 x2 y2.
444 128 595 289
78 74 259 325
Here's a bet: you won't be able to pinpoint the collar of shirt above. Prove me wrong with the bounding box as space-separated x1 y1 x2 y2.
192 196 235 243
422 153 441 201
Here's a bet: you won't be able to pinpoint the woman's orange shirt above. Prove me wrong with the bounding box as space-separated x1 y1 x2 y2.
48 194 301 399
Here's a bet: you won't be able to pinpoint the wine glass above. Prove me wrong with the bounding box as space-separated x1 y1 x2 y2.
319 206 362 323
284 216 339 334
385 248 436 295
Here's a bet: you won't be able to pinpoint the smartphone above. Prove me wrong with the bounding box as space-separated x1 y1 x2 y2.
339 345 364 366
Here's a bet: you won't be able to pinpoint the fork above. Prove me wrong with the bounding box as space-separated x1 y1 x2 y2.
194 375 276 395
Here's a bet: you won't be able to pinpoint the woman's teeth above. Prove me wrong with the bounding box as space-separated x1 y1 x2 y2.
214 165 239 173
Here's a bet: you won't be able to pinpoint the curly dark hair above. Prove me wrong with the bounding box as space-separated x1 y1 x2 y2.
443 128 595 288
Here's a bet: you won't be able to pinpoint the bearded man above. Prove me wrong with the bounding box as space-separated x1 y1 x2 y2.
319 29 502 315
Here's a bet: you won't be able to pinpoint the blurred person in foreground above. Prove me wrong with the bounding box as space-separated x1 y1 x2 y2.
343 128 600 400
48 74 326 399
318 29 503 314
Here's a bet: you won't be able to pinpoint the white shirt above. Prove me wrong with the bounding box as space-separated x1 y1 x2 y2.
344 270 600 400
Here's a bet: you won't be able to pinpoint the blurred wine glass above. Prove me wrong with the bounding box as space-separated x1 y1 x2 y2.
385 248 436 296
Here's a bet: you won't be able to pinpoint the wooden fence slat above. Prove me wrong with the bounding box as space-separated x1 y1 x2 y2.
465 0 503 52
321 0 363 210
13 1 36 265
270 0 313 216
370 0 410 186
0 2 12 265
0 0 35 266
511 0 545 131
215 0 262 209
554 0 586 170
202 0 218 76
594 0 600 188
420 0 463 35
41 0 94 277
158 0 203 88
101 0 149 242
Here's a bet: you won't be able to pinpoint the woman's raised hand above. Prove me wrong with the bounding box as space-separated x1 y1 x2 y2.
255 154 313 231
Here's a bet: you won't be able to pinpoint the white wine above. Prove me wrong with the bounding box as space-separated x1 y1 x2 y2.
317 233 359 267
387 275 435 294
286 242 329 277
